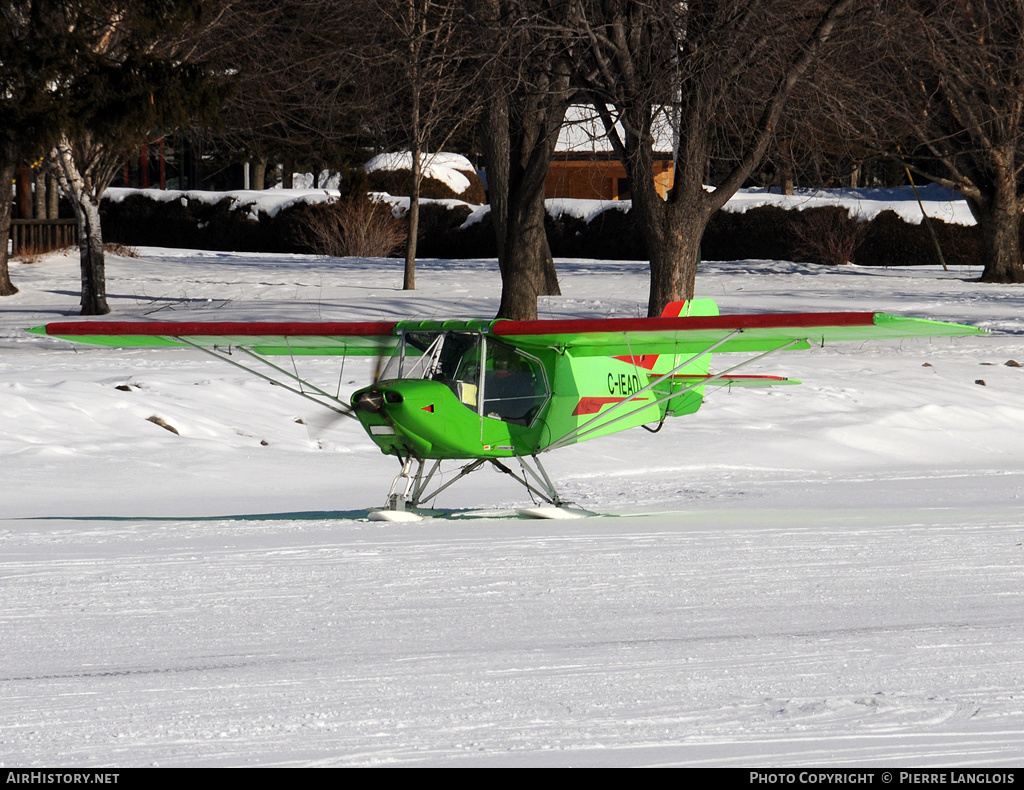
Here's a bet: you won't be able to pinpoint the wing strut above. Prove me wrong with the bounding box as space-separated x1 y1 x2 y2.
543 335 803 452
175 338 356 418
543 330 740 452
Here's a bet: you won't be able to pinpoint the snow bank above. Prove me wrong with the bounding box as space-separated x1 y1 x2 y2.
275 169 343 190
105 186 341 220
723 183 975 226
106 182 974 227
546 197 630 224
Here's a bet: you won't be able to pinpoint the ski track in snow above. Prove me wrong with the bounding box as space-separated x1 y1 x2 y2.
2 247 1024 766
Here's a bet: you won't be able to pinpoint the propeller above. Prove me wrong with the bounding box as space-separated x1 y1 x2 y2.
304 342 392 440
373 346 387 383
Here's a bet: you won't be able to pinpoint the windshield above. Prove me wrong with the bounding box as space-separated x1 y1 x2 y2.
379 332 548 425
380 331 479 379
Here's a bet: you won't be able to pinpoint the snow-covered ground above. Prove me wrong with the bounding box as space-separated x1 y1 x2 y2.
2 247 1023 767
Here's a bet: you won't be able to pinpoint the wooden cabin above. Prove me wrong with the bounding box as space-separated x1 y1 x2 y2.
545 106 676 201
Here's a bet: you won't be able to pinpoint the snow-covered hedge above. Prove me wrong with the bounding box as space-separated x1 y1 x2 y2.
100 185 982 266
364 152 487 204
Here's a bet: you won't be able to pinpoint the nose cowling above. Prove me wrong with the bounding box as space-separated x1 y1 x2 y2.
353 378 518 460
351 382 421 455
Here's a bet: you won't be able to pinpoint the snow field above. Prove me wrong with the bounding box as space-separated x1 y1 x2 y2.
1 244 1023 766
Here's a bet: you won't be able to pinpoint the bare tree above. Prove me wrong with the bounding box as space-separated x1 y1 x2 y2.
366 0 479 290
842 0 1024 284
50 134 122 314
196 0 375 192
569 0 861 316
468 0 574 320
0 158 18 296
0 0 70 296
760 76 881 194
206 0 566 316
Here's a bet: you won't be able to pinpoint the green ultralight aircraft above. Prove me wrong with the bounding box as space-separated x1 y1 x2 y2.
32 299 984 520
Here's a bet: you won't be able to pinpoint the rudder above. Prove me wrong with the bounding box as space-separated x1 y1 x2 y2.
651 299 719 416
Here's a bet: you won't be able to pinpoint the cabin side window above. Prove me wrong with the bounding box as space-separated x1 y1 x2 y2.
482 341 548 426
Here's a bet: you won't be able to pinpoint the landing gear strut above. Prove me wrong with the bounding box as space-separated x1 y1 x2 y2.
368 453 587 521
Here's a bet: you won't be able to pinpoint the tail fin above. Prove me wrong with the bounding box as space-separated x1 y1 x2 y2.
611 299 718 417
651 299 718 416
649 299 719 376
614 299 719 372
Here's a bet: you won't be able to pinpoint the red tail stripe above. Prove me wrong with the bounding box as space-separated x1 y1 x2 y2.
612 354 658 370
573 396 650 416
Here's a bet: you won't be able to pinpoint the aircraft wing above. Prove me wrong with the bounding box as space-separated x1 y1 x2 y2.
30 312 985 358
28 320 399 356
491 312 985 355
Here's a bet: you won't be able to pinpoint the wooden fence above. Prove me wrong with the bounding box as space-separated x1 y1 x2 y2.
9 219 78 257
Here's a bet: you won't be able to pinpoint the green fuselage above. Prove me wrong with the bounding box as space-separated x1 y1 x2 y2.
351 331 705 460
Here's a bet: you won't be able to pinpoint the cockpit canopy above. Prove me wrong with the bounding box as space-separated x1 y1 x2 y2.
380 331 550 426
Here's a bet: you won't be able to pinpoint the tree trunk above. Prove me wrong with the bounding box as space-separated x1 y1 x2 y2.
646 202 704 316
140 145 150 189
52 138 110 315
483 94 510 263
483 88 566 320
16 164 32 219
780 159 795 195
497 194 552 319
405 147 420 290
34 168 47 218
540 225 560 296
282 158 294 189
848 163 860 189
252 158 267 190
404 1 421 292
629 168 710 315
47 172 59 219
0 160 18 296
973 177 1024 284
582 0 857 316
618 104 709 316
493 175 561 319
76 199 109 315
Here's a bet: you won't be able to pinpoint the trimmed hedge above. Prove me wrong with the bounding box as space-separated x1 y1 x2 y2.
365 168 487 205
101 191 983 266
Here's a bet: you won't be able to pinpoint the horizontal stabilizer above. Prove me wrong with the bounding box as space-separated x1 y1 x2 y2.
669 374 800 387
